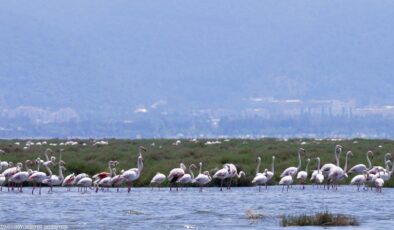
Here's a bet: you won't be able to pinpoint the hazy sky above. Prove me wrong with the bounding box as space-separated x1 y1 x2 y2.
1 1 394 113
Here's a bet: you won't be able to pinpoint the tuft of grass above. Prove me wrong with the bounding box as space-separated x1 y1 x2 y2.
245 209 264 224
281 211 359 227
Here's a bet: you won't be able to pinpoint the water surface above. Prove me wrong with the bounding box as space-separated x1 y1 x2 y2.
0 186 391 229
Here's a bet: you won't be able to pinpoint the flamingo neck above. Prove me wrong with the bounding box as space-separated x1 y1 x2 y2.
271 157 275 174
344 153 350 172
189 165 195 179
59 167 64 180
335 151 339 166
297 150 302 170
317 159 321 173
45 164 53 176
138 159 143 172
256 158 261 174
366 152 372 169
305 160 310 172
199 164 202 175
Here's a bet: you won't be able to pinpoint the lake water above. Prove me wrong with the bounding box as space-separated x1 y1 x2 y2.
0 186 391 229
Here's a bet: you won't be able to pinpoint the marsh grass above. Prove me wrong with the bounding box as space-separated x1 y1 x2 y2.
281 211 359 227
1 138 393 187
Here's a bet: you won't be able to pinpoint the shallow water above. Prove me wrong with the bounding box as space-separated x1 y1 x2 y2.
0 186 391 229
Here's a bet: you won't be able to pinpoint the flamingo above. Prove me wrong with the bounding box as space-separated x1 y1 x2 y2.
95 161 117 193
251 156 268 191
374 174 384 193
167 163 186 191
176 164 197 189
213 165 230 191
310 157 324 186
42 165 66 193
350 171 368 191
74 173 89 192
122 146 145 193
223 163 245 190
193 162 211 192
28 159 49 195
252 169 269 192
280 148 305 177
279 175 293 192
296 158 310 189
111 168 126 192
347 151 373 174
327 151 352 190
77 177 93 193
150 172 166 190
2 162 22 191
62 173 75 191
264 156 275 182
321 145 343 188
93 160 114 182
9 160 34 192
0 174 5 191
368 153 392 175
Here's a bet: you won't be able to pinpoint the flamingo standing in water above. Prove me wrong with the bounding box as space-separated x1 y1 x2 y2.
111 168 126 192
74 173 89 192
327 151 352 190
296 158 310 189
150 172 166 190
62 173 75 191
28 159 49 195
2 162 22 191
122 146 145 193
93 160 114 183
96 161 117 192
279 174 293 192
42 165 66 193
264 156 275 183
251 157 268 191
167 163 186 191
310 157 324 186
193 162 211 192
321 145 343 188
77 177 93 193
347 151 373 174
176 164 197 190
350 171 368 191
9 160 34 192
223 163 245 190
213 165 230 191
280 148 305 177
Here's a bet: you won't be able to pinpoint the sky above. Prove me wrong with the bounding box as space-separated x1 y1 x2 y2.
0 1 394 137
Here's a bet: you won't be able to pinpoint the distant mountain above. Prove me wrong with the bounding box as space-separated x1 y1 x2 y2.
0 1 394 138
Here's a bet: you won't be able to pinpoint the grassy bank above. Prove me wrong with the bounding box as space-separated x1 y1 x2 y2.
0 138 393 187
281 211 358 227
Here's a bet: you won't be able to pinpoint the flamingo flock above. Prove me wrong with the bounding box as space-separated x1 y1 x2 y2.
0 144 393 194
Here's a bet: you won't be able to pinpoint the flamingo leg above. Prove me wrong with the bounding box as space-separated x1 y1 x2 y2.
220 180 223 191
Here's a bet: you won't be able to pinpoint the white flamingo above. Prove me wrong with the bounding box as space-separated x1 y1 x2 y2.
347 151 373 174
264 156 275 182
2 162 22 191
150 172 166 190
193 162 211 192
95 162 117 193
111 168 125 192
9 160 34 192
280 148 305 177
321 145 343 176
213 165 230 191
62 173 75 191
0 174 5 191
252 169 269 192
42 165 66 193
368 152 391 175
73 173 89 192
279 175 293 192
167 163 186 191
28 159 49 195
350 171 368 191
122 146 145 193
77 177 93 193
176 164 197 189
296 158 310 189
374 174 384 193
310 157 324 186
327 151 352 190
223 163 245 190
